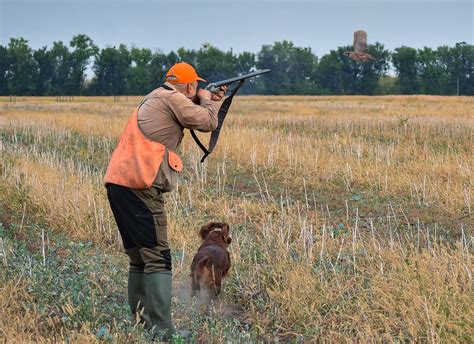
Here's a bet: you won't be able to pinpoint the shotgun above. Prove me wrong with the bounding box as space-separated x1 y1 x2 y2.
191 69 271 162
205 69 271 93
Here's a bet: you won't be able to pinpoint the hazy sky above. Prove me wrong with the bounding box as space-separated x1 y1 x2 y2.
1 0 472 57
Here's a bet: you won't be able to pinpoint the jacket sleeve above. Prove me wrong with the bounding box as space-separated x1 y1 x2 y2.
168 92 218 132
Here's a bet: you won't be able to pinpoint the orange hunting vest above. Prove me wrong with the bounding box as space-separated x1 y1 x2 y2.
104 109 183 189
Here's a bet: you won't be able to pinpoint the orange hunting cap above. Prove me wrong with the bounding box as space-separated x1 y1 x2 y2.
165 62 206 84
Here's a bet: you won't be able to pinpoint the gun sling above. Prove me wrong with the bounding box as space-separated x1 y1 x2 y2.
190 79 245 163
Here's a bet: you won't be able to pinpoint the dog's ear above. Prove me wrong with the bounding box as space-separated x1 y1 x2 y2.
199 222 220 240
222 223 232 245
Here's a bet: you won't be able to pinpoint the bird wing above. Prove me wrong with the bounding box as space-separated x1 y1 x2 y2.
354 30 369 53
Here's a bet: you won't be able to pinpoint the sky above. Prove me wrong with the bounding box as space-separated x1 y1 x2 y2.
0 0 472 58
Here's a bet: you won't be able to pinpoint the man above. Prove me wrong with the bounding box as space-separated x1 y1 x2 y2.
104 62 226 340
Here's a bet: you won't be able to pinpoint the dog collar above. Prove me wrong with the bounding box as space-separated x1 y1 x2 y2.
210 228 222 233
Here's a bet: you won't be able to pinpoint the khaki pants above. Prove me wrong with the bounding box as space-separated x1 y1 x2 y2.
106 184 171 273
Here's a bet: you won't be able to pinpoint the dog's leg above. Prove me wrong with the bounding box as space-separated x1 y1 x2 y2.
210 266 224 299
191 269 200 297
211 265 217 297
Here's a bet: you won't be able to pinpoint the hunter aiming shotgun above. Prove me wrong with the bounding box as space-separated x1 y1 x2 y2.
190 69 271 162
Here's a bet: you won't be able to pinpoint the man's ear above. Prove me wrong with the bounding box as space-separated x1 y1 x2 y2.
187 81 197 95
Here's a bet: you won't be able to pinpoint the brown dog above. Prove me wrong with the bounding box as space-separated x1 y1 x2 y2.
190 222 231 298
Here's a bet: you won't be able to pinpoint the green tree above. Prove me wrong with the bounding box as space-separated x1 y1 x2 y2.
235 51 257 94
176 47 198 67
377 76 398 94
0 45 10 95
437 43 474 95
316 47 358 95
288 46 319 94
174 45 258 94
392 46 419 94
236 51 255 74
91 44 131 95
358 42 390 95
33 47 54 95
6 38 36 95
69 34 98 95
417 47 446 94
456 43 474 95
256 40 319 94
194 43 237 83
256 41 293 94
149 51 179 89
50 41 71 95
317 43 389 95
127 47 153 95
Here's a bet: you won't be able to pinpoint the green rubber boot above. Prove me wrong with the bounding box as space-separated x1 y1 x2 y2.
128 272 148 323
144 272 191 341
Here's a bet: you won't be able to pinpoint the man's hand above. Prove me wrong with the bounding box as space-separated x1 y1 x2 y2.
197 85 227 103
211 85 227 101
197 89 212 102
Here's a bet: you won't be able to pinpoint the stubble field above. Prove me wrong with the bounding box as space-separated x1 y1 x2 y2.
0 95 473 342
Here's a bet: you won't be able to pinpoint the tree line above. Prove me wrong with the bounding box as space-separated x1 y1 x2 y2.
0 34 473 96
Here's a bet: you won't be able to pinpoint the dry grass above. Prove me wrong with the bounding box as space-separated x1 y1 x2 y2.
1 95 473 342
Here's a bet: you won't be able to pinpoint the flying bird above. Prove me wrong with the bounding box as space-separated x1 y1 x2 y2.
344 30 375 63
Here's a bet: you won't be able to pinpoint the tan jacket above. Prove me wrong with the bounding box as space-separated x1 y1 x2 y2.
137 82 218 191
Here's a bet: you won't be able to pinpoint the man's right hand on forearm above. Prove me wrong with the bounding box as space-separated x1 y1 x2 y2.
197 89 212 102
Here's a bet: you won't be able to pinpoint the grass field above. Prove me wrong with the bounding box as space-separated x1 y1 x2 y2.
1 95 473 342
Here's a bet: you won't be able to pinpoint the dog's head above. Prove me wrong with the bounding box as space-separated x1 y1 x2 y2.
199 222 232 246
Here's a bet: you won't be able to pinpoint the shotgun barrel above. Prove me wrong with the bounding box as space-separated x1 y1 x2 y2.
205 69 271 93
